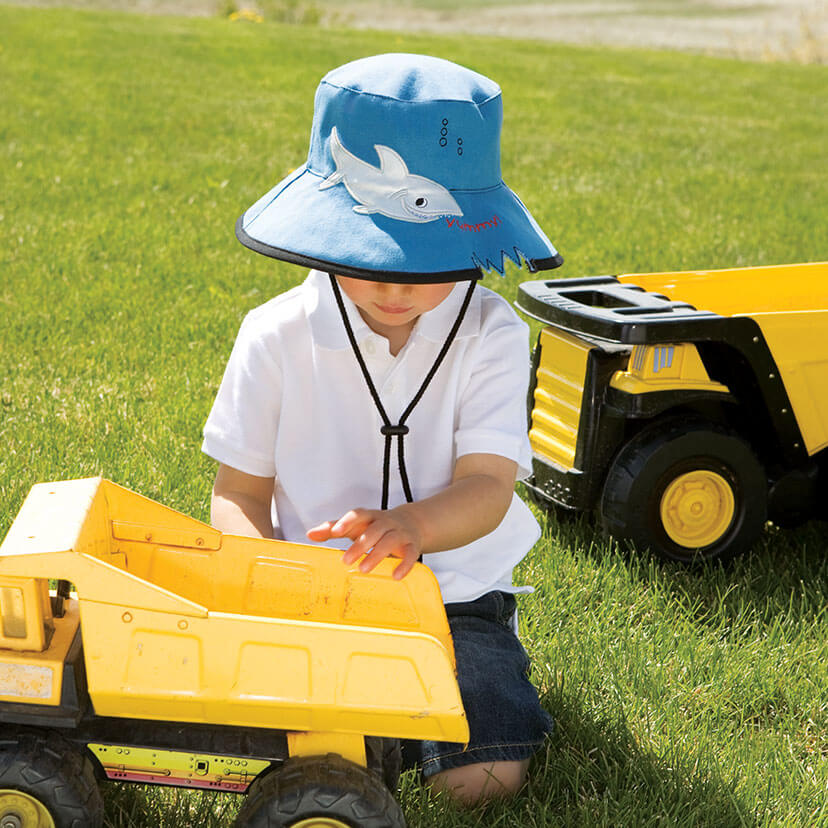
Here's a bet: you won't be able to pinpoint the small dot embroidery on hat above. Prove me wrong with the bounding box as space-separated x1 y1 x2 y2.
438 118 464 156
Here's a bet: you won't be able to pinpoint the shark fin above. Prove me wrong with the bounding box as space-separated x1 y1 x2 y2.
375 145 409 180
319 171 344 190
320 127 347 190
353 205 377 214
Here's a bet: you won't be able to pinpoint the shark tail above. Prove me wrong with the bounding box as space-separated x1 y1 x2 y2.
319 126 346 190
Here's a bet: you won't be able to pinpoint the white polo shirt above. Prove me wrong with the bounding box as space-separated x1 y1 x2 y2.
202 269 540 604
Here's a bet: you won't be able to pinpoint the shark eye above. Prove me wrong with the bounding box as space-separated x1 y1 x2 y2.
415 197 428 208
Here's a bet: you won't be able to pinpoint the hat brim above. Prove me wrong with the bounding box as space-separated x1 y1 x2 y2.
237 165 563 283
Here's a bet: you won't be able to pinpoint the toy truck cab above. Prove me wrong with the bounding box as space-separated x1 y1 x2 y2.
517 261 828 563
0 478 468 827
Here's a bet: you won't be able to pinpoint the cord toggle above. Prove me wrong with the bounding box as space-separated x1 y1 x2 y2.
380 424 410 436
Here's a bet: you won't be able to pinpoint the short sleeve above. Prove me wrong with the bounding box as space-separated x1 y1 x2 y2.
454 306 533 480
202 313 282 478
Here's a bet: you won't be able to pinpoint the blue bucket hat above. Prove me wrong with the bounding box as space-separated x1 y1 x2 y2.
236 53 563 283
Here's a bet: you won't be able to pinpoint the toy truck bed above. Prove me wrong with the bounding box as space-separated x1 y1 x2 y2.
0 477 466 743
516 261 828 563
1 479 467 825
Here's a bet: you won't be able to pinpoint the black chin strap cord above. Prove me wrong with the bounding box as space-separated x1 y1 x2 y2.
329 274 477 510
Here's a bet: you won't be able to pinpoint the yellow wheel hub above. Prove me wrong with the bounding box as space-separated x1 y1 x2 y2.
0 790 55 828
660 470 735 548
291 820 351 828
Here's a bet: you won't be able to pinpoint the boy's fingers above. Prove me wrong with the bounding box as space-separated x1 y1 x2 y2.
342 540 366 565
341 524 386 565
392 551 418 580
308 511 375 543
357 532 413 574
331 509 374 538
306 521 334 541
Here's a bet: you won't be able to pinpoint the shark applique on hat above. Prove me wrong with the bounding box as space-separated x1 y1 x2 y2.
236 53 563 283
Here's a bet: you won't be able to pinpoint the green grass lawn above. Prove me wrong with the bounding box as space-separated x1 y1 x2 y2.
1 6 827 826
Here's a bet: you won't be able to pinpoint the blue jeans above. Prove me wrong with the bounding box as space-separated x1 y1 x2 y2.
403 591 553 777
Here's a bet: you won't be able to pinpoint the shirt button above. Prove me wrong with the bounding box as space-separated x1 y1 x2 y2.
363 340 376 355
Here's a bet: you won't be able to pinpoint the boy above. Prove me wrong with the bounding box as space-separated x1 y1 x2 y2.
203 53 562 804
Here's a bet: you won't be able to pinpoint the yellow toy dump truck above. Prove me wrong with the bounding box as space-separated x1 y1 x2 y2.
0 477 468 827
516 261 828 564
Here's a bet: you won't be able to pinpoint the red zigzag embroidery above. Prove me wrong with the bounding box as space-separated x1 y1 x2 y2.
445 215 501 233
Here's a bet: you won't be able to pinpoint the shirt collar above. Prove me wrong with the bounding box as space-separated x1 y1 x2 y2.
305 270 481 351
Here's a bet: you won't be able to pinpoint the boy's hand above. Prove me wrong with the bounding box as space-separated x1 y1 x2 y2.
307 455 518 580
307 507 424 580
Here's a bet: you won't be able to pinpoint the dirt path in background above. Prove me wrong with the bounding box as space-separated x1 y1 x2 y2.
342 0 828 61
7 0 828 61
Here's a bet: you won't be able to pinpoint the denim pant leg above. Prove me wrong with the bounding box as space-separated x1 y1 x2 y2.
403 591 553 778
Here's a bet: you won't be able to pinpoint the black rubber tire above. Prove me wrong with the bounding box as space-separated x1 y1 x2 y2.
0 728 103 828
234 754 406 828
365 737 402 795
600 419 767 564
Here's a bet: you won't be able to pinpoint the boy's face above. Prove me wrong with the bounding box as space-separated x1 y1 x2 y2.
336 275 454 337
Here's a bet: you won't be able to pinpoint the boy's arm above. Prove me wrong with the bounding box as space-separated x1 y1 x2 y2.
307 452 517 579
211 463 275 538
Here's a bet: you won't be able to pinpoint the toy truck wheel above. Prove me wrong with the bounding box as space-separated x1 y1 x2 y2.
365 737 402 795
600 419 767 564
234 754 406 828
0 728 103 828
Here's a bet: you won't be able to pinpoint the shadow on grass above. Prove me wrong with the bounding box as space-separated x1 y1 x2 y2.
533 492 828 628
400 678 759 827
519 500 826 826
530 689 758 828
